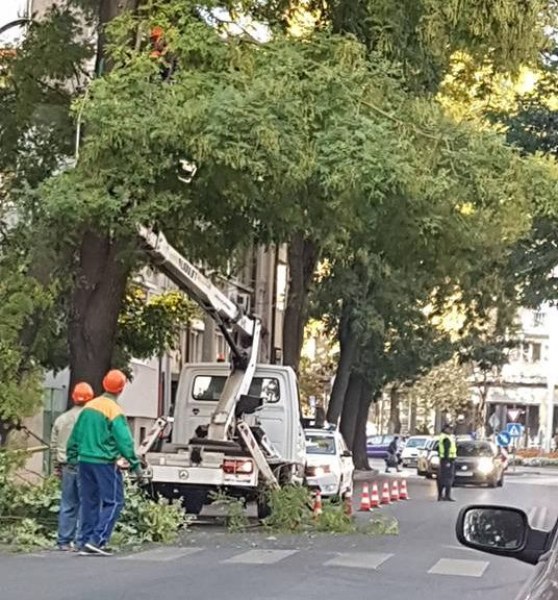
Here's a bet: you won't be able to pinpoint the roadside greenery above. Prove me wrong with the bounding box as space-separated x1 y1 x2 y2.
0 452 186 551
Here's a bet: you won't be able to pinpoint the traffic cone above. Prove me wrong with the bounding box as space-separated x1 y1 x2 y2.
313 489 323 517
370 482 381 509
343 490 353 517
400 479 410 500
359 483 371 511
391 480 400 502
381 481 391 505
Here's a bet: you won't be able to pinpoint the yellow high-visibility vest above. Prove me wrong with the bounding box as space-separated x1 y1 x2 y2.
438 433 457 459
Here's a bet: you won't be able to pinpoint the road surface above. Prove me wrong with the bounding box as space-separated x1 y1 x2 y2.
0 466 556 600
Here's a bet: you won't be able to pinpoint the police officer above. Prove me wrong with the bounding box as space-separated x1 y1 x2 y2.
437 424 457 501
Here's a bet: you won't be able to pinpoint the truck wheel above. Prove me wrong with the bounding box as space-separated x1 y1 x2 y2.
425 472 433 479
497 473 504 487
182 491 206 515
256 494 272 520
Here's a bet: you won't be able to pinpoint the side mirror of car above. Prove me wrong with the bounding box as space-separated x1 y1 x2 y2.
342 450 352 458
456 505 553 565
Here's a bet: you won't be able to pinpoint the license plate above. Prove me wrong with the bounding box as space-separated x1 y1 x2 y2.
459 471 473 476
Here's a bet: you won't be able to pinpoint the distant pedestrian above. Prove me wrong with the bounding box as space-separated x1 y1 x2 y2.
67 369 142 556
385 436 402 473
51 381 94 551
437 424 456 502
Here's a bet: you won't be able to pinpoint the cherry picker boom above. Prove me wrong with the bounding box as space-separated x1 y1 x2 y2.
136 227 288 497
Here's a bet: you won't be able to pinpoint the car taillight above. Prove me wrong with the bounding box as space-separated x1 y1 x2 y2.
305 465 331 477
222 459 253 474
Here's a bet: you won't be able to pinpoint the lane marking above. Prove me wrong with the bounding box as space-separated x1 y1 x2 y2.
223 549 298 565
428 558 489 578
324 552 393 570
118 547 202 561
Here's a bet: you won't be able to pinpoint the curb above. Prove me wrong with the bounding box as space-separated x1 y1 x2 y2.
353 469 380 481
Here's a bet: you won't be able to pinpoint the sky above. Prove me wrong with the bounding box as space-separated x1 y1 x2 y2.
0 0 28 46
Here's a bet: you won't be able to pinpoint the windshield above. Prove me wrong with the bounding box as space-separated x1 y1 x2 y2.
306 434 336 455
406 437 428 448
192 376 280 403
457 442 493 457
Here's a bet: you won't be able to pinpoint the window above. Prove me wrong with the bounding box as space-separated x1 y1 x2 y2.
305 434 336 455
192 376 280 403
457 442 493 457
406 437 429 448
532 343 542 363
533 311 545 327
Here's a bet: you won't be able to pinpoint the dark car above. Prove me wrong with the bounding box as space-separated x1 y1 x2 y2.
456 505 558 599
366 435 395 459
454 440 505 488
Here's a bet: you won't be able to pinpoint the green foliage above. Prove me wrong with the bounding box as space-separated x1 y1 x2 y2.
117 287 199 361
361 515 399 536
404 359 471 418
0 270 55 434
0 453 186 550
264 485 313 532
312 500 356 534
209 490 250 532
240 0 554 90
113 482 187 546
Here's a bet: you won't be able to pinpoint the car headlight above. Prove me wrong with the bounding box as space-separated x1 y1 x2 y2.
305 465 331 477
430 456 439 467
477 458 494 475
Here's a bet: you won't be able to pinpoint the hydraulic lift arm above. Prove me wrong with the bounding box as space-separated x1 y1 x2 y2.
137 226 261 442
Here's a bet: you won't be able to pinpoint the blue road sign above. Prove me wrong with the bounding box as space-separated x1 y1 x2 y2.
506 423 524 438
496 431 511 447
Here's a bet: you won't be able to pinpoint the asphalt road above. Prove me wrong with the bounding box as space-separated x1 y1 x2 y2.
1 465 556 600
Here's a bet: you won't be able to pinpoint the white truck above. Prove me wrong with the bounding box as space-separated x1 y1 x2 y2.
137 228 306 517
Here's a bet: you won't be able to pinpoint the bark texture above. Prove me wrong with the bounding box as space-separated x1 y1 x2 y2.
68 231 132 400
326 306 358 424
282 232 319 371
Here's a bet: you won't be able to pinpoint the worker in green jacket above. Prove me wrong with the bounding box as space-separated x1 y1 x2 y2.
67 369 142 556
437 424 457 502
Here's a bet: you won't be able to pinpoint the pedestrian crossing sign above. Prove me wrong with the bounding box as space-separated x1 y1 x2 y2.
505 423 524 438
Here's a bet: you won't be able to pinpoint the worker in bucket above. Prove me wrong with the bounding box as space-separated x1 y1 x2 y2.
67 369 142 556
51 381 94 551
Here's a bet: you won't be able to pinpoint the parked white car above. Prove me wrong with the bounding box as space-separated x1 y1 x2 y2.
304 428 354 498
401 436 432 468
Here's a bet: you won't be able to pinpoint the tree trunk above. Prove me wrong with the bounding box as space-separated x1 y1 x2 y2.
352 381 375 470
95 0 141 75
339 371 363 448
388 383 401 434
282 232 319 371
68 231 132 402
326 307 359 424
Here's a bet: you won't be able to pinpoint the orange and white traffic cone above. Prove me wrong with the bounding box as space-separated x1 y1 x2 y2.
370 483 381 509
359 483 371 512
343 490 353 517
399 479 410 500
381 481 391 505
391 480 400 502
313 489 323 517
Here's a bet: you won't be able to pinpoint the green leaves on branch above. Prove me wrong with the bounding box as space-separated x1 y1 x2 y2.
117 287 199 361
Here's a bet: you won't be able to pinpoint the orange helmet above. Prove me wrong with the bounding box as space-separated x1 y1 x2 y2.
72 382 94 405
102 369 127 395
150 26 164 41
